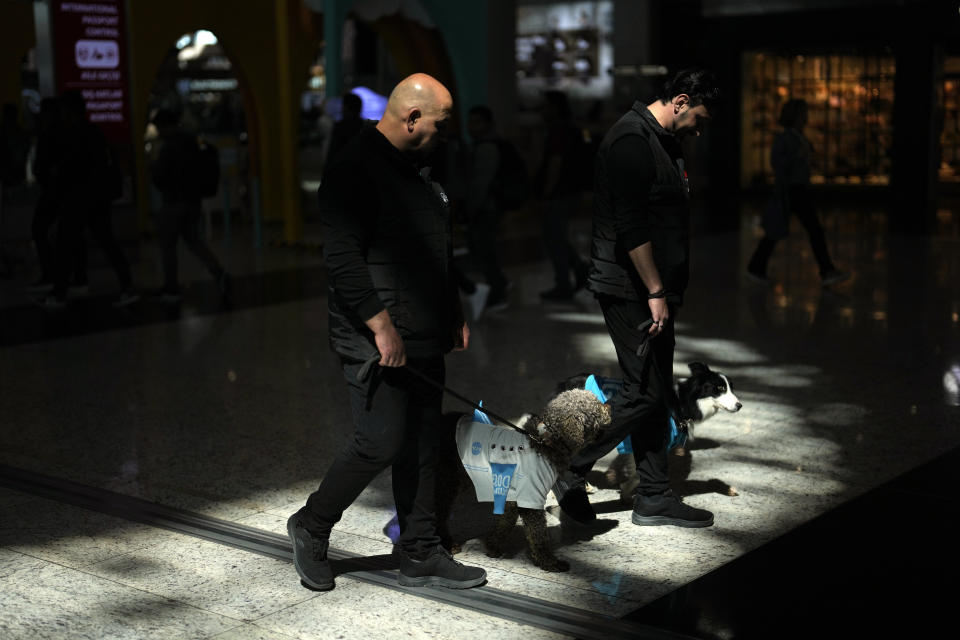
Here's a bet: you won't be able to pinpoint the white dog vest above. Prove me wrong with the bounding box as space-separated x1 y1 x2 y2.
456 414 558 514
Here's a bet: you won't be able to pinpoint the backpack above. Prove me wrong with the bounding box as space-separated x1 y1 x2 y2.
190 139 220 199
492 138 530 210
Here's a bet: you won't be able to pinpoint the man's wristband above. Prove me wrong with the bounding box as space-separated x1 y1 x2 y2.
647 289 666 299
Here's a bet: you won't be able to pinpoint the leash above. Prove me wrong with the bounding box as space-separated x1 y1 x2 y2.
635 319 692 435
356 352 544 444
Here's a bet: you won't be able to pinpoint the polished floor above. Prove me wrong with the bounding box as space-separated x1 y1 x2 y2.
1 194 959 639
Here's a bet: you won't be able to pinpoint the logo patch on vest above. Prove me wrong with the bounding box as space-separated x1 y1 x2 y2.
489 462 517 514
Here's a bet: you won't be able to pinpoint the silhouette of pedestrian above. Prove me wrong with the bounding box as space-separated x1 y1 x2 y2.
535 90 589 300
39 90 138 309
325 91 365 166
149 108 230 304
746 98 849 287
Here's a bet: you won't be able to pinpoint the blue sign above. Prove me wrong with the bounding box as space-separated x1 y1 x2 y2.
489 462 517 514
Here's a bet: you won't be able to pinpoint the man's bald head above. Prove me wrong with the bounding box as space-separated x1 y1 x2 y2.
377 73 453 159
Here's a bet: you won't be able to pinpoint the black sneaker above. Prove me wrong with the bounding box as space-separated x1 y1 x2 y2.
539 286 574 301
820 269 850 287
287 510 334 591
631 490 714 527
485 289 509 313
398 546 486 589
558 486 597 524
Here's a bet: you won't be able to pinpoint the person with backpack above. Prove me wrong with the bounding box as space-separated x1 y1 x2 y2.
462 105 516 316
149 108 230 304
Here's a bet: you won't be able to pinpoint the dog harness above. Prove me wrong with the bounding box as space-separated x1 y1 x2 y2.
456 411 558 514
585 374 687 452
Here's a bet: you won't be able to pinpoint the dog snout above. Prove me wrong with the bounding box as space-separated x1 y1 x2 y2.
734 401 742 411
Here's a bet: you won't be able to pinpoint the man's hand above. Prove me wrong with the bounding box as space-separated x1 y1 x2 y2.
453 322 470 351
648 297 669 335
366 310 406 367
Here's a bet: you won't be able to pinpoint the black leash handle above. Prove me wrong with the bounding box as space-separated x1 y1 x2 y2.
635 318 685 430
356 352 531 437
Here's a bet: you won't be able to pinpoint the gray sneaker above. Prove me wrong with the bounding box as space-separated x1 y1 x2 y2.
632 490 714 528
287 510 334 590
398 546 486 589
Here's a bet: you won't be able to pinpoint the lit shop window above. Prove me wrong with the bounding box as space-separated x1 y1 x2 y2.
742 52 895 187
515 1 614 110
939 57 960 182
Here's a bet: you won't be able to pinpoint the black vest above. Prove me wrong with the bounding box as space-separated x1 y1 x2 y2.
587 102 691 305
323 127 458 361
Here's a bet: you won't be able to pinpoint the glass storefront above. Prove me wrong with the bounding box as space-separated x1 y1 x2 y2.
741 51 895 188
939 56 960 182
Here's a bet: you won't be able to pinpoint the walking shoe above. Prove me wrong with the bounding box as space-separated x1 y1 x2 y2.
631 490 714 528
25 279 54 294
37 295 67 311
158 288 182 304
573 262 589 291
539 286 574 301
398 546 486 589
820 269 850 287
745 268 770 285
558 486 597 524
287 510 334 591
68 283 90 298
485 288 509 313
112 289 141 308
216 272 233 299
467 282 490 321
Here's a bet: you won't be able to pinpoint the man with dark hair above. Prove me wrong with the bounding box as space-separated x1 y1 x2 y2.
286 73 486 592
555 67 723 527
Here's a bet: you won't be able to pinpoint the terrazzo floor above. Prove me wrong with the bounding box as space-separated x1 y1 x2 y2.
1 197 958 639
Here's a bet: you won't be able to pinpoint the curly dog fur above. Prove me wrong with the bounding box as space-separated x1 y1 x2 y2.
435 389 611 572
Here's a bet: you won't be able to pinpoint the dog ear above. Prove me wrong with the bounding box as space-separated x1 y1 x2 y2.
688 362 709 375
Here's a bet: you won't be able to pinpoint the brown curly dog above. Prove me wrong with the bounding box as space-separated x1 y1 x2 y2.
435 389 611 572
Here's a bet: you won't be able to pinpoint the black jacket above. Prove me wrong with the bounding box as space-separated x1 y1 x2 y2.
587 102 691 305
320 125 463 361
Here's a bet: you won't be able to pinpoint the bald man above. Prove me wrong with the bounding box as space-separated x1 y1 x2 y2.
288 74 486 591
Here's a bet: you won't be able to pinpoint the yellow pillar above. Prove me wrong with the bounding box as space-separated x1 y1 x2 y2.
272 0 302 244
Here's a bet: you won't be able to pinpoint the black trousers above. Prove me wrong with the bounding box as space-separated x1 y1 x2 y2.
158 202 224 292
542 193 587 291
52 197 132 298
303 356 446 557
748 184 836 277
569 296 673 496
465 206 508 297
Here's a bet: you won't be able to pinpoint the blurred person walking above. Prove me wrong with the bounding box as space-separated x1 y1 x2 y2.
536 89 589 301
149 108 230 304
746 98 849 287
325 91 365 165
25 97 68 292
286 73 486 592
39 91 138 309
462 105 513 318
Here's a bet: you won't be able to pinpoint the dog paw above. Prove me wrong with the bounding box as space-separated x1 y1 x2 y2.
529 552 569 572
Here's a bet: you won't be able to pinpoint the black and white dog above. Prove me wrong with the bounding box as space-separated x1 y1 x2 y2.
557 362 742 497
557 361 741 441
